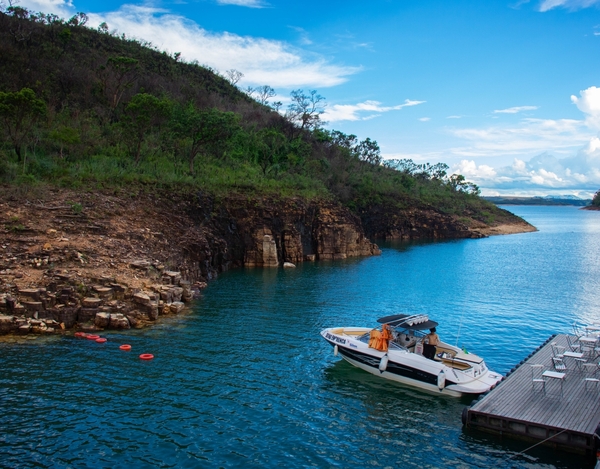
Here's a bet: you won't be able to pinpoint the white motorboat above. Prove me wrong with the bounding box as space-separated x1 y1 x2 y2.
321 313 502 397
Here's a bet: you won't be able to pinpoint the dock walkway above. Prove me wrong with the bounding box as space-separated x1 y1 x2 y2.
463 334 600 455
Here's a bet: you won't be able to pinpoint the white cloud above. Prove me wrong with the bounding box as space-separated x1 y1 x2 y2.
447 115 463 119
571 86 600 129
419 117 431 122
538 0 600 11
448 117 588 158
451 140 600 194
322 99 425 122
216 0 267 7
493 105 538 114
76 5 359 89
446 85 600 195
453 160 497 179
17 0 74 16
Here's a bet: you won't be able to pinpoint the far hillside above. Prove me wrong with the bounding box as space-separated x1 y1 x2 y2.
0 7 525 232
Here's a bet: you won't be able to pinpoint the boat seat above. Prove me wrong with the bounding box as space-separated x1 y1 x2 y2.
441 358 472 370
395 333 417 348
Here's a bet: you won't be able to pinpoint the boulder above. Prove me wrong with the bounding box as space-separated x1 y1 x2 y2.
109 313 130 329
169 302 185 314
130 260 151 270
22 301 43 314
95 312 110 328
170 287 183 303
180 280 193 302
146 306 159 321
133 292 151 306
93 286 114 300
78 307 98 323
109 283 128 300
18 288 41 301
0 315 15 333
82 297 103 308
126 314 143 329
162 271 182 285
159 287 174 303
55 307 79 329
31 322 48 334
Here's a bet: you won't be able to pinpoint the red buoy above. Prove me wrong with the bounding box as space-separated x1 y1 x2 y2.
139 353 154 360
86 334 100 340
74 332 87 338
119 344 132 351
95 338 107 343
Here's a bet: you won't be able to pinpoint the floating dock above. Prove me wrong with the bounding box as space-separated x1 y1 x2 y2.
462 334 600 456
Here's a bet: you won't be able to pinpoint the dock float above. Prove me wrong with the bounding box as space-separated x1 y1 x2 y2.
462 334 600 456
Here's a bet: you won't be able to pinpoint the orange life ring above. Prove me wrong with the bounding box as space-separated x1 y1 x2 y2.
75 332 87 338
95 338 107 343
139 353 154 360
86 334 100 340
119 344 132 351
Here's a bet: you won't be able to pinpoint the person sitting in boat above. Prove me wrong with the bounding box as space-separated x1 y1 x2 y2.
422 327 440 360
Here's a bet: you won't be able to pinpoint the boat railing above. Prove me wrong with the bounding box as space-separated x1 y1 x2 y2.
401 314 429 326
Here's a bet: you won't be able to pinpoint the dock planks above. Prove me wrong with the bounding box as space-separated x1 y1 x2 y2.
464 334 600 454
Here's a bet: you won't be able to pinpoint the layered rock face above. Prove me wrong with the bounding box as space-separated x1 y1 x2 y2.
0 192 382 334
207 197 381 268
359 205 486 240
3 189 520 336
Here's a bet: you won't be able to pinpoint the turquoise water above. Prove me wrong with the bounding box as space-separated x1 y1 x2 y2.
1 205 599 468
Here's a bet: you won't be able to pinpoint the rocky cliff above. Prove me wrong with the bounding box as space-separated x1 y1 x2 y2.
0 187 533 335
0 188 380 334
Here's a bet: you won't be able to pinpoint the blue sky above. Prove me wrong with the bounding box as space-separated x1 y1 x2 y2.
12 0 600 197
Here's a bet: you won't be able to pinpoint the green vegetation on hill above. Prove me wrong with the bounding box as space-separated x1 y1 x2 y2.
0 7 506 225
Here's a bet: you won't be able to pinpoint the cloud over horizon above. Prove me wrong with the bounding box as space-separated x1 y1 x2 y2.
493 105 539 114
452 141 600 196
321 99 425 122
448 117 589 158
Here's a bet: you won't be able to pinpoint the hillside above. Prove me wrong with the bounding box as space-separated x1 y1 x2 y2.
0 7 538 334
0 8 535 274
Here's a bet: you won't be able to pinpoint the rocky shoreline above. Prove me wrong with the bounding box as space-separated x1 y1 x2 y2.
0 266 202 335
0 187 534 337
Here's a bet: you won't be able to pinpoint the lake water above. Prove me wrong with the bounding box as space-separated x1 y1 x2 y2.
1 205 599 469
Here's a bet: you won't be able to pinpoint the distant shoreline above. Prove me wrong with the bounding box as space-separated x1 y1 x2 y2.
483 196 591 207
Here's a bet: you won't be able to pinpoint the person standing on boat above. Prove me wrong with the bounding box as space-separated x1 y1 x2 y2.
423 327 440 359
